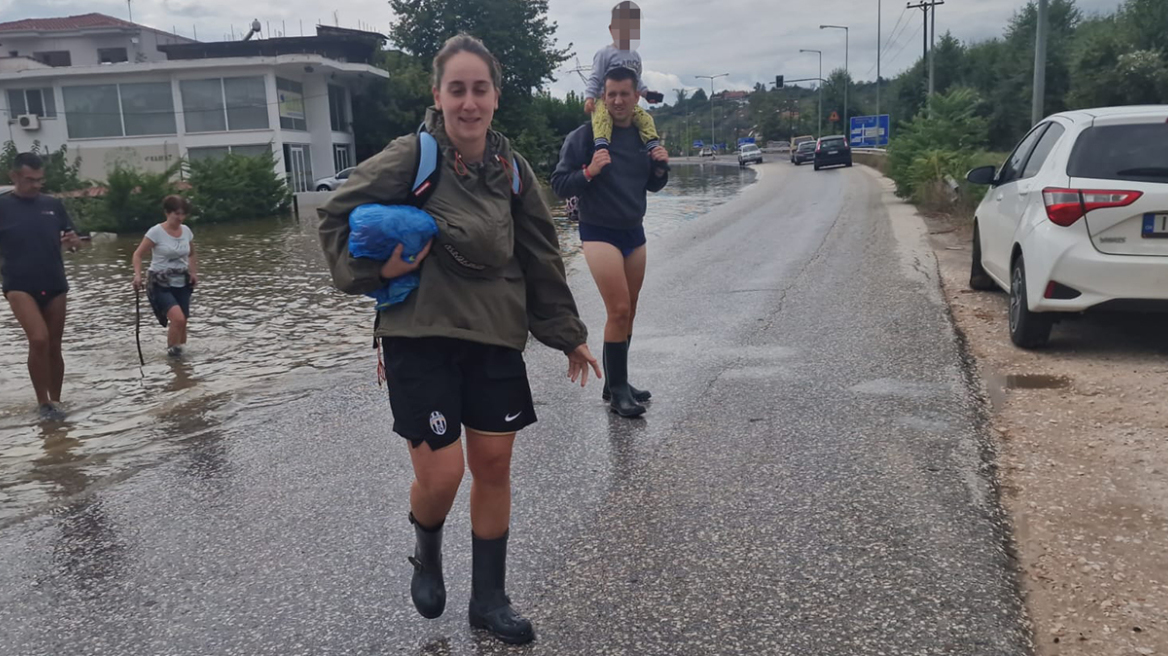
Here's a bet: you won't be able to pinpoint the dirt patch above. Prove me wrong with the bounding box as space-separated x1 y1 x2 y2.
920 200 1168 656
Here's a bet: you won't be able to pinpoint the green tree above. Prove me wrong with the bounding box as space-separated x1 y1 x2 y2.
387 0 571 140
352 50 433 161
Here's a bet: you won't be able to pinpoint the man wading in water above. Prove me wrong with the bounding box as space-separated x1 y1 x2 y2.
0 152 81 421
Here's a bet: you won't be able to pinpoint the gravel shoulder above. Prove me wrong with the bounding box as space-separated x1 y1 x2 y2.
866 167 1168 656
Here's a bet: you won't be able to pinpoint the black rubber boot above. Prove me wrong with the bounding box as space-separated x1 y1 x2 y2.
603 342 646 418
408 513 446 619
468 531 535 645
602 338 650 403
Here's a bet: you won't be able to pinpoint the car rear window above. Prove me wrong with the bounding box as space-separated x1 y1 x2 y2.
1068 123 1168 183
820 138 846 149
798 142 816 151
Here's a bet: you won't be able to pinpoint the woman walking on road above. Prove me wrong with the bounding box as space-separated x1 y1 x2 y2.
318 35 600 645
132 195 197 357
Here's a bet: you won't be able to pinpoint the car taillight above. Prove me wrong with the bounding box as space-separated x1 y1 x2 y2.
1041 188 1143 227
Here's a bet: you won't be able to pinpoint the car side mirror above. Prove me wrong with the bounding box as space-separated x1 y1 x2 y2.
966 165 997 186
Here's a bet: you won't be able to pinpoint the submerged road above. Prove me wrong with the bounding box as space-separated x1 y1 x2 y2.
0 162 1032 655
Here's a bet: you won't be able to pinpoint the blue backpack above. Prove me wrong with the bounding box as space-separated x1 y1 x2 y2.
407 124 523 206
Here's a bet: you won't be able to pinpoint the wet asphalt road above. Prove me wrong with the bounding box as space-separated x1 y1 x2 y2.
0 162 1032 655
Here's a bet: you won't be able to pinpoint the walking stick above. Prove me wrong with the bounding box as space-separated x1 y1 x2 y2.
135 288 145 366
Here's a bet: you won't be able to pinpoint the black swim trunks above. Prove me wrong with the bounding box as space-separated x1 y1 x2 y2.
2 287 65 309
381 337 537 450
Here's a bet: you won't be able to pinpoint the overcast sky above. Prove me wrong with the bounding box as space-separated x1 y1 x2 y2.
2 0 1126 99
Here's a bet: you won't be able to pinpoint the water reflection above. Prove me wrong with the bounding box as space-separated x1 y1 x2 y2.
0 164 755 522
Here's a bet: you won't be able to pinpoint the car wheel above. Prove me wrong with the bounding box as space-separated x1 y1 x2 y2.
845 162 853 167
316 185 330 192
969 223 997 291
1008 254 1053 349
813 164 820 171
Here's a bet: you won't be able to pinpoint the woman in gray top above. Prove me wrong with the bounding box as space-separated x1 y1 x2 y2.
132 195 198 357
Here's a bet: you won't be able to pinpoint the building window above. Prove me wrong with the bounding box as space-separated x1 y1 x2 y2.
187 144 272 162
180 76 269 133
7 88 57 118
119 82 177 136
33 51 72 67
333 144 352 172
62 84 121 138
98 47 128 64
63 82 176 139
224 77 268 130
277 78 307 131
328 85 347 132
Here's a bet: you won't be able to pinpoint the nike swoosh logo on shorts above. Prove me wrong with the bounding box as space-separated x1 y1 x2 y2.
505 412 522 422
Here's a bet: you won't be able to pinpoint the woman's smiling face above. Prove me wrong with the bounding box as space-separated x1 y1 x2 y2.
433 51 499 148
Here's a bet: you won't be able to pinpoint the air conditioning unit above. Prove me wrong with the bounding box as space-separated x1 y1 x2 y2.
17 114 40 130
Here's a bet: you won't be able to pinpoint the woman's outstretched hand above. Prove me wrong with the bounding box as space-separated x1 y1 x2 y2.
567 344 602 387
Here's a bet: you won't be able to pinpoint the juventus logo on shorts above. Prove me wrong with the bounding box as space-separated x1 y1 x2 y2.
429 411 447 436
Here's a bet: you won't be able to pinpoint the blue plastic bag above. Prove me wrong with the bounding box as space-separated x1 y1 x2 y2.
348 204 439 310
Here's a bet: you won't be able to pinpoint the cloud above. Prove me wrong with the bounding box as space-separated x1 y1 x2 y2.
3 0 1128 89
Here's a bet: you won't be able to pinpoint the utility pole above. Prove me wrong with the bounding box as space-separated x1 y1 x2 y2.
877 0 882 116
127 0 133 22
907 0 943 116
696 74 729 153
821 25 849 134
1031 0 1049 125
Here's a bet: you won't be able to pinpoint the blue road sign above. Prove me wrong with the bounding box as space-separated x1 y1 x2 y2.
737 137 756 146
850 114 891 148
693 140 704 148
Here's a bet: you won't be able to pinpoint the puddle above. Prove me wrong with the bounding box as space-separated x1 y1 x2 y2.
986 373 1072 412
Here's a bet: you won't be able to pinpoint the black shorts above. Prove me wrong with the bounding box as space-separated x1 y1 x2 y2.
382 337 537 450
3 287 66 309
578 223 647 258
149 284 192 327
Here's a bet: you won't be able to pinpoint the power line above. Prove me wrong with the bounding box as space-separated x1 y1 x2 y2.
887 19 923 68
866 6 910 79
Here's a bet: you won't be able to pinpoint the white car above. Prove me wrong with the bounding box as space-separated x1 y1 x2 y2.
314 167 355 192
738 144 763 167
966 105 1168 348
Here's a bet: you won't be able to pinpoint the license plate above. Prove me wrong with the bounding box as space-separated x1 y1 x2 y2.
1142 213 1168 238
828 150 839 155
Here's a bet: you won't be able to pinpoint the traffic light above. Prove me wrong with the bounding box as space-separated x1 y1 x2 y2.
775 75 784 88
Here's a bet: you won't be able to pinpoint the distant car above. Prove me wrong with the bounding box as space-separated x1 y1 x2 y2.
314 167 355 192
965 105 1168 348
699 148 715 158
814 136 852 171
738 144 763 167
790 135 815 153
792 141 817 165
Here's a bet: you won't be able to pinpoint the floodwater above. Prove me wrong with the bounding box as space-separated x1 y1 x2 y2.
0 162 756 522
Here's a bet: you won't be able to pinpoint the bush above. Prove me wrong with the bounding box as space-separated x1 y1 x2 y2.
887 87 989 202
1 140 87 192
186 149 291 223
80 163 183 233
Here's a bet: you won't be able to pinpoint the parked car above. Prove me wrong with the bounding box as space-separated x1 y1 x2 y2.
699 148 715 158
738 143 763 167
813 136 852 170
965 105 1168 348
314 167 355 192
791 140 817 165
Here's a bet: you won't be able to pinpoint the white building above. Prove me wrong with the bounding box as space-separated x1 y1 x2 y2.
0 14 389 191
